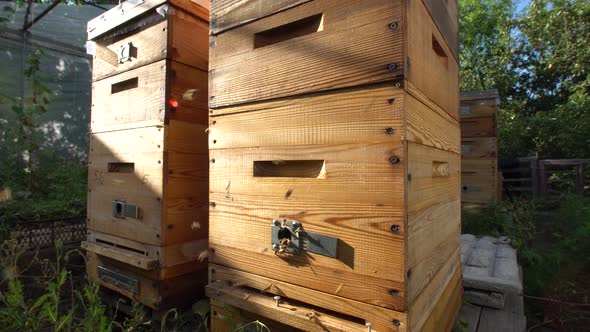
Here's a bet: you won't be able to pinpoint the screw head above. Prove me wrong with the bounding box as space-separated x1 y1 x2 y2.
389 156 400 164
388 63 398 71
390 224 400 233
389 22 398 30
393 320 401 326
386 127 395 135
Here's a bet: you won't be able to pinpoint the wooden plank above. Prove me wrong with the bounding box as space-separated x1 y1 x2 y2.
210 0 312 35
92 13 208 81
209 142 406 310
460 100 498 119
419 264 463 332
478 306 526 332
406 0 459 121
461 117 496 138
409 256 461 331
422 0 459 62
207 286 406 332
209 264 406 332
91 60 208 132
82 240 158 270
210 302 300 332
406 92 460 154
456 303 482 332
209 85 404 148
461 138 497 159
460 90 500 102
209 0 404 108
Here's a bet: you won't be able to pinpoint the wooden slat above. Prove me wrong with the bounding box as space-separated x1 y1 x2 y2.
82 240 158 270
460 100 498 119
406 0 459 120
209 142 406 310
209 0 403 108
456 303 482 332
422 0 459 62
209 85 404 148
210 0 312 35
209 264 407 332
207 286 406 332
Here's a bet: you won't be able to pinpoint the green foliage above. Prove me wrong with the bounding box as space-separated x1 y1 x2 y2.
459 0 590 158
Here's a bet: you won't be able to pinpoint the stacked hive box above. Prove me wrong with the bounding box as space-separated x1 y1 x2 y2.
207 0 462 331
460 90 501 204
83 0 209 310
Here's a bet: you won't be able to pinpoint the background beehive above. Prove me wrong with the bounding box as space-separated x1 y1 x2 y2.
207 0 461 331
84 0 209 310
460 90 501 204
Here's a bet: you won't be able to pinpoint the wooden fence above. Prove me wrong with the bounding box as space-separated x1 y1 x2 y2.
501 157 590 199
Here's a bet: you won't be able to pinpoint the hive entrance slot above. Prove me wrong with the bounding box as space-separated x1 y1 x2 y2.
111 77 138 94
253 160 326 178
108 162 135 173
95 238 148 256
254 13 324 49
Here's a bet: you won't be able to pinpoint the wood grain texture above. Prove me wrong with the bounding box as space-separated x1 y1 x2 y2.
406 0 459 120
209 0 404 108
209 264 406 332
462 138 497 159
419 262 463 332
405 92 460 154
422 0 459 62
82 240 159 270
210 302 300 332
209 143 406 310
207 286 406 332
408 251 461 331
92 13 208 81
210 0 312 35
406 142 461 310
209 85 404 148
91 60 208 132
86 251 207 310
88 123 208 246
460 99 499 119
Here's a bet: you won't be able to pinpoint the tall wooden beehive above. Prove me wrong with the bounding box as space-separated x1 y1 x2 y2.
207 0 462 331
460 90 501 205
83 0 209 310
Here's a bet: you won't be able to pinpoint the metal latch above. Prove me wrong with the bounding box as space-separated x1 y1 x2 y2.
118 42 135 64
112 199 140 219
271 220 338 258
98 265 139 294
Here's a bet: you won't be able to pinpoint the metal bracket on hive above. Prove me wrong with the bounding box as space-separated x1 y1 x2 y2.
271 219 338 258
112 199 141 219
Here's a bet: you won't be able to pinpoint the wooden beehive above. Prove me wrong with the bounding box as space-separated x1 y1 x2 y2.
460 90 501 204
84 0 209 310
207 0 462 331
